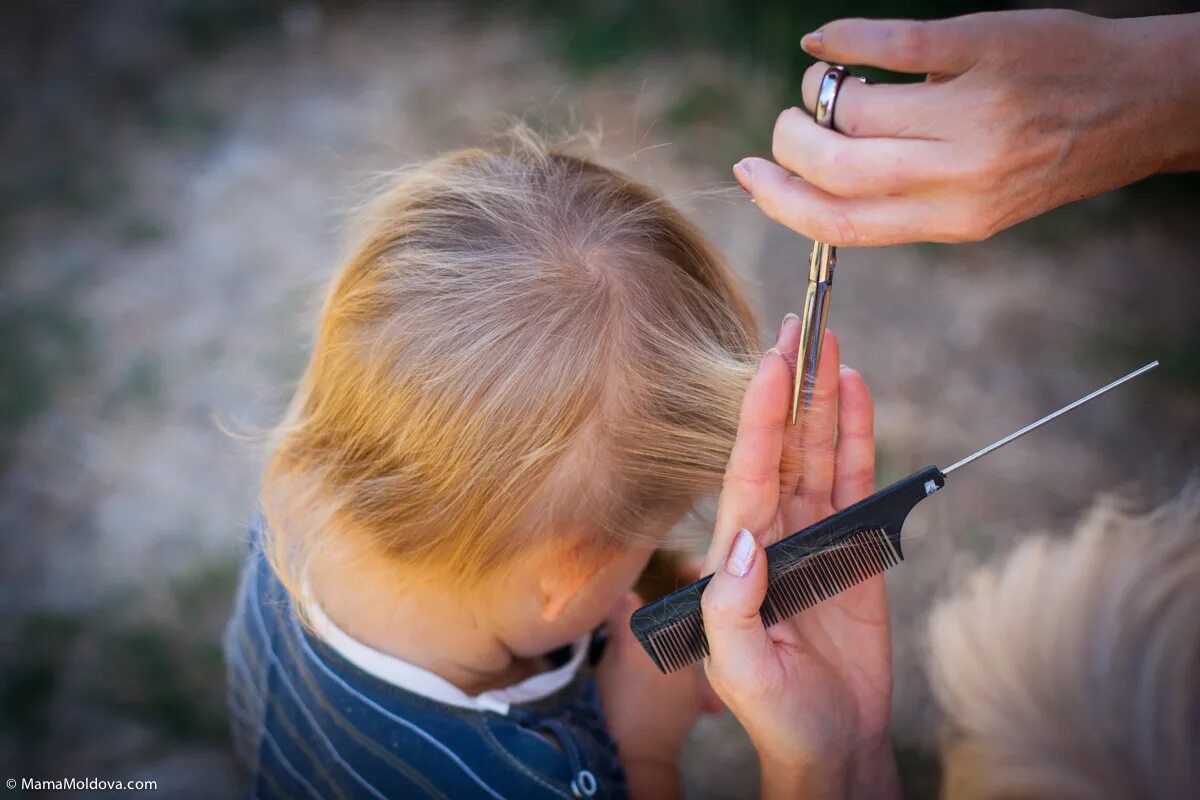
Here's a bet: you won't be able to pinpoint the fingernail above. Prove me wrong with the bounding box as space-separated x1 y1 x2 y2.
801 31 824 55
779 312 799 340
840 363 850 372
759 347 781 372
733 159 753 190
726 529 756 578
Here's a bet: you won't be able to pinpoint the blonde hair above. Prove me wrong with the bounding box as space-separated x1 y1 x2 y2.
927 488 1200 800
262 131 758 594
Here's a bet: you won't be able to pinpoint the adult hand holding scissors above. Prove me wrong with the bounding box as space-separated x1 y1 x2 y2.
735 10 1200 246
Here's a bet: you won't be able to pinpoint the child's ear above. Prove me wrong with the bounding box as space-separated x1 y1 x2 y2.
537 541 612 622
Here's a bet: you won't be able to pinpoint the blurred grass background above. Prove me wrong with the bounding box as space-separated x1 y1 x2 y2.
1 1 1196 797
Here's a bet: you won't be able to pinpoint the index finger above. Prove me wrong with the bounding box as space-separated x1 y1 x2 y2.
705 349 791 573
802 17 979 75
735 156 971 245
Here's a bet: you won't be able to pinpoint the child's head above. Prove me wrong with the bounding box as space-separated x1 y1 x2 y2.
264 131 758 650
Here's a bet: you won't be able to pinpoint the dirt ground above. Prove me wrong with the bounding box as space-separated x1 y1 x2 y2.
2 4 1196 798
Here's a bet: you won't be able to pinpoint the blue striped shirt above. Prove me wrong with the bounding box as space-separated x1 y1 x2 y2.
224 518 628 799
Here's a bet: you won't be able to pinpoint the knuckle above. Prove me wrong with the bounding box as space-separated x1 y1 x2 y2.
839 110 867 138
959 156 999 193
801 61 827 101
969 151 998 187
776 105 802 127
838 425 873 445
701 588 733 620
991 82 1020 109
771 107 807 164
722 469 777 491
773 105 806 137
806 431 835 455
980 85 1024 125
844 464 876 489
951 140 1008 190
818 147 861 195
940 207 991 243
806 146 835 185
741 419 787 436
974 213 1007 242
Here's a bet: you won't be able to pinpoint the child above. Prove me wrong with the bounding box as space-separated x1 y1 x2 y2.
224 130 760 799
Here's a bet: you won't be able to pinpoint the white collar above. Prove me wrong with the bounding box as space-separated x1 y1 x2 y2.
303 598 589 716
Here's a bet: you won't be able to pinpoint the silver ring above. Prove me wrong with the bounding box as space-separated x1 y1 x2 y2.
813 65 869 132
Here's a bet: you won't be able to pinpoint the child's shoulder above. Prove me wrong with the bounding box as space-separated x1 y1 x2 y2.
225 519 627 799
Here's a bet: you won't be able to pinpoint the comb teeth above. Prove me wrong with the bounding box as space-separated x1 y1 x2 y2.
643 610 709 675
761 526 901 627
637 526 903 673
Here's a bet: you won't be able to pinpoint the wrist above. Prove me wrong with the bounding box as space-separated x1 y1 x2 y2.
1159 16 1200 172
757 749 850 800
1111 14 1200 174
848 734 901 800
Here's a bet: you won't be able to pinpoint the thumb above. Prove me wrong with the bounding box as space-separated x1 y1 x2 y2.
701 529 772 686
699 673 725 715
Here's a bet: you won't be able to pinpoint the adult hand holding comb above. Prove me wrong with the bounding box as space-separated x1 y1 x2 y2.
699 317 900 800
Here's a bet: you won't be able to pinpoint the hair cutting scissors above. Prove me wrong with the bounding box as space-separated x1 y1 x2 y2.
791 65 865 423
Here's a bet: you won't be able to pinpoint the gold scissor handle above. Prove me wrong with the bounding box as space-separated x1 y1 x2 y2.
791 241 835 424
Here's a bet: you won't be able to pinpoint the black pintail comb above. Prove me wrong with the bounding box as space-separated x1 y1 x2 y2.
631 362 1158 673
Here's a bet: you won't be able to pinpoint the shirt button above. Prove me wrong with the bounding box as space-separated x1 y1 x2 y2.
570 769 597 798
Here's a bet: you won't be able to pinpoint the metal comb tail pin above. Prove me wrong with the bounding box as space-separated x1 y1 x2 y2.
631 361 1159 673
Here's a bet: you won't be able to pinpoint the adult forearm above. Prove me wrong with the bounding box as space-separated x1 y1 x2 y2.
1073 13 1200 195
1126 13 1200 173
